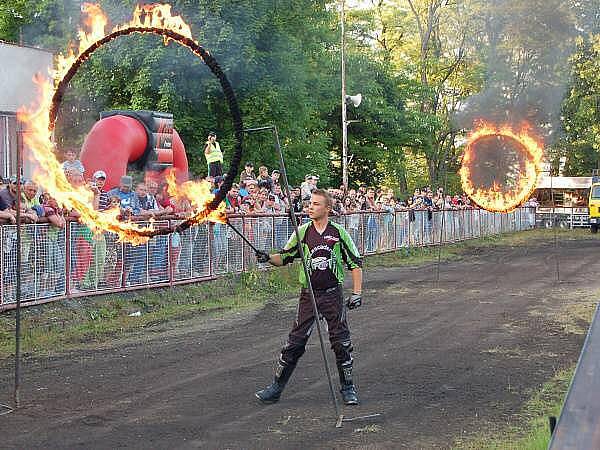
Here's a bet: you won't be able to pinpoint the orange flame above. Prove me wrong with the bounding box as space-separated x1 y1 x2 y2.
117 4 193 41
18 3 218 245
459 121 543 213
54 3 109 82
165 170 226 224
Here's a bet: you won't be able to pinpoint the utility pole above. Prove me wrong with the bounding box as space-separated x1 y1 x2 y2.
341 0 348 190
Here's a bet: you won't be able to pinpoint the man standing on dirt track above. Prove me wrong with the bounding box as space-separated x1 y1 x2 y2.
255 189 363 405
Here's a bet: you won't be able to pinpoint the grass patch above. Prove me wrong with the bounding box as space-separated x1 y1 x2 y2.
553 296 598 335
364 244 463 267
454 367 574 450
0 265 299 360
365 228 579 268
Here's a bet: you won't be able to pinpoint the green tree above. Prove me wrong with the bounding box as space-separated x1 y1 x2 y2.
20 0 340 185
345 0 483 191
557 35 600 175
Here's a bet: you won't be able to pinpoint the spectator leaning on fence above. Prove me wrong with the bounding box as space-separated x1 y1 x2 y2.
0 178 16 223
290 187 303 213
245 178 259 199
107 175 139 219
121 181 147 285
226 183 242 213
39 191 65 296
22 181 44 218
134 182 161 218
422 190 433 208
145 179 171 216
433 192 444 209
365 188 379 211
0 177 17 211
443 195 451 209
0 207 16 223
90 170 109 211
263 193 279 214
154 182 175 215
272 184 289 212
40 192 66 228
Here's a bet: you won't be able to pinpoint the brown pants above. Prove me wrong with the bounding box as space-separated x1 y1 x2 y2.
281 285 353 366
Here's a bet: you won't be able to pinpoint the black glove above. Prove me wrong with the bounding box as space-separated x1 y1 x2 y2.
256 250 270 263
346 293 362 310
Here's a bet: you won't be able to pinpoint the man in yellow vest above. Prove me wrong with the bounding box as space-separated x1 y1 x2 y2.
204 131 223 177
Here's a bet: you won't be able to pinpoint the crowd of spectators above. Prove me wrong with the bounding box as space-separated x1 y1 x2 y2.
0 145 545 230
221 161 477 217
0 148 541 299
0 151 516 230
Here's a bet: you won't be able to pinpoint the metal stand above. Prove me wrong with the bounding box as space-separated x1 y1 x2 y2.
14 126 24 409
244 125 382 427
434 146 451 285
550 168 561 282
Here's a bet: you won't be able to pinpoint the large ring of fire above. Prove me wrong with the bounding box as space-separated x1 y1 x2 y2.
19 4 243 244
459 123 543 213
50 26 243 213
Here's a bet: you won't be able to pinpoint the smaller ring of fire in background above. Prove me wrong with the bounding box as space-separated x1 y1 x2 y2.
459 122 544 213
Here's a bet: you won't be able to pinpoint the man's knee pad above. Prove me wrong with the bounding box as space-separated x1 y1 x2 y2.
332 340 353 364
281 340 306 365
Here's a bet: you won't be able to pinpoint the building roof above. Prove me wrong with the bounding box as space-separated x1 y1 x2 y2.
0 39 53 54
536 175 591 190
0 42 53 113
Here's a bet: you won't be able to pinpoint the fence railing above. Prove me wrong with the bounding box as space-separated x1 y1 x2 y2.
535 207 590 229
0 208 536 311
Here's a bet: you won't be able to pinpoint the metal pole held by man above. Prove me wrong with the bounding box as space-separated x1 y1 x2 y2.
253 188 364 407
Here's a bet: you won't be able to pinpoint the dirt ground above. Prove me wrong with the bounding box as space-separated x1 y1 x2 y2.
1 236 597 449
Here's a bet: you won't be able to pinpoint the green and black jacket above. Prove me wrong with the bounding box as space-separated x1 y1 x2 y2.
279 220 362 288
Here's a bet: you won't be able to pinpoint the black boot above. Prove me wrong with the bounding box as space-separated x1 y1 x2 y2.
338 360 359 405
255 359 296 404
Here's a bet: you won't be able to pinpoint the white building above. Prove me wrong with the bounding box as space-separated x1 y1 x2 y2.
0 41 53 179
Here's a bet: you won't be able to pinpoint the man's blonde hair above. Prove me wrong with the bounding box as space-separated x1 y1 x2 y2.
312 188 333 208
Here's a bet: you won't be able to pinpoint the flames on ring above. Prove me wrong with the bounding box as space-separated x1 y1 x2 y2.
17 3 225 245
459 121 544 213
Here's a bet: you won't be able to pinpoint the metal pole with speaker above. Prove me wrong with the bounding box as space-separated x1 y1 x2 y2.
341 0 347 190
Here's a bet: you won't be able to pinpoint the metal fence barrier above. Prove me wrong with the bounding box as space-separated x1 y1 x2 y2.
0 208 536 311
534 207 590 229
